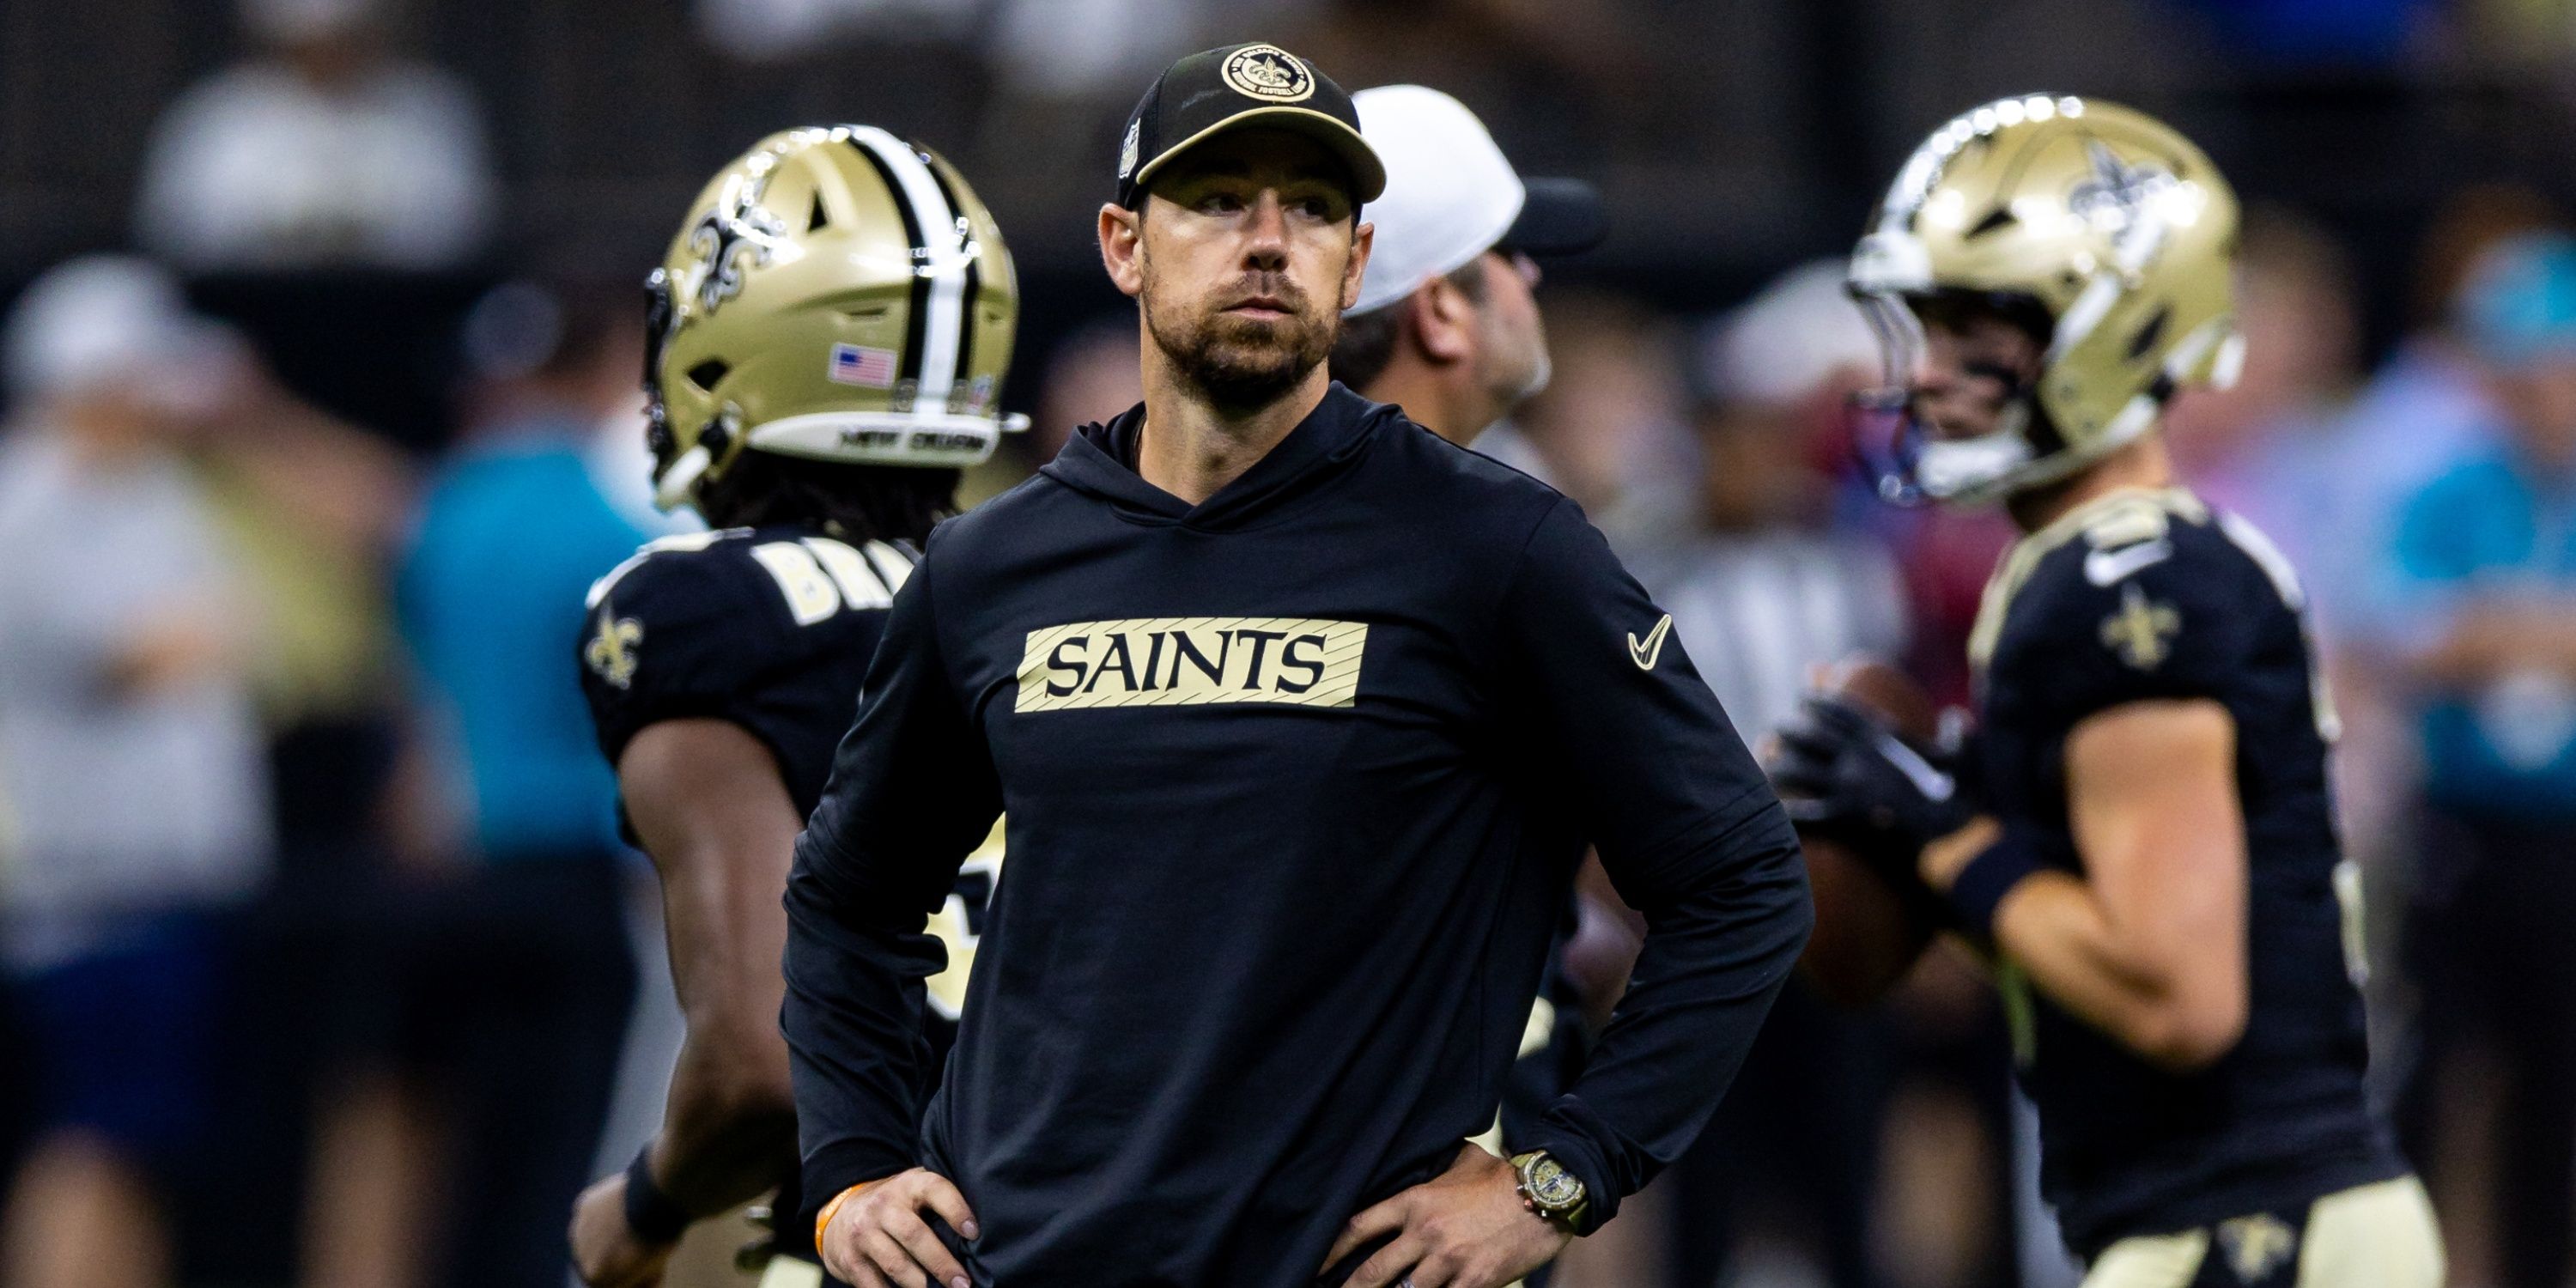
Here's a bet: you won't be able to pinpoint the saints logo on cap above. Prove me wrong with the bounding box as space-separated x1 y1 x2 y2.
1221 44 1314 103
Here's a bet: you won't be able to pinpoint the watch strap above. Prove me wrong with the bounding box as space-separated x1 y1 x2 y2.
1510 1150 1588 1230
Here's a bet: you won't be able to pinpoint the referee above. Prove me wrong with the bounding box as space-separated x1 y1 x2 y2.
783 42 1811 1288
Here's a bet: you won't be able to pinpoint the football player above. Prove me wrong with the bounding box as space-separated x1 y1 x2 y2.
1768 97 2444 1286
565 125 1020 1288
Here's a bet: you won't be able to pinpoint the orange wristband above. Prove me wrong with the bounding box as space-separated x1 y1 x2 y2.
813 1178 881 1250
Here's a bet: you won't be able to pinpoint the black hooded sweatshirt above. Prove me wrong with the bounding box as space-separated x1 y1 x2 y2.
782 383 1809 1287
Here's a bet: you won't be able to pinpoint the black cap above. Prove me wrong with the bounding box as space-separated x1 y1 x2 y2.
1115 43 1388 210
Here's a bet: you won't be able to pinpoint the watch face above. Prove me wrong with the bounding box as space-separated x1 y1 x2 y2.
1525 1156 1582 1209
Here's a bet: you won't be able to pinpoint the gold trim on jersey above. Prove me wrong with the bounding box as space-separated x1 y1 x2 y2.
1967 487 2208 674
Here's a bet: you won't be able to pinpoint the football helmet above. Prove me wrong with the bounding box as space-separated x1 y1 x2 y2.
1847 96 2242 505
646 125 1024 511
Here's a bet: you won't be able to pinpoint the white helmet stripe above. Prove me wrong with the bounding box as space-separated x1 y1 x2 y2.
2048 270 2124 361
844 126 969 413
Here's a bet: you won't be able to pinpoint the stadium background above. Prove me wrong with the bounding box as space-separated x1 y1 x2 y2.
3 0 2575 1285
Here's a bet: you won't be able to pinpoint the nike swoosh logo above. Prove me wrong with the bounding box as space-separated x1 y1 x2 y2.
1874 731 1956 802
2084 538 2172 587
1627 613 1674 671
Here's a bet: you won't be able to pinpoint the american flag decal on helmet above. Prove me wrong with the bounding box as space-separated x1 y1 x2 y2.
829 343 899 388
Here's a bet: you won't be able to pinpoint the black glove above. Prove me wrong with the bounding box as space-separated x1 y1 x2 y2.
1765 694 1978 878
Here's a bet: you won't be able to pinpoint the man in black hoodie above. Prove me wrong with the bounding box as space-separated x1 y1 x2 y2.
784 43 1813 1288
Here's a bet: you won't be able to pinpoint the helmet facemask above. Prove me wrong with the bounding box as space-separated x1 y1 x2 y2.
641 266 725 511
1850 287 2059 507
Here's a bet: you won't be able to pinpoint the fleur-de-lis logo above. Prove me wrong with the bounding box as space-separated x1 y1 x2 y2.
2099 582 2181 671
585 616 645 690
684 169 787 317
2068 140 2175 237
2216 1213 2298 1284
1220 45 1314 103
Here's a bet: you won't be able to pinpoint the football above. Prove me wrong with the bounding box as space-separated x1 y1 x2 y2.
1794 656 1947 1009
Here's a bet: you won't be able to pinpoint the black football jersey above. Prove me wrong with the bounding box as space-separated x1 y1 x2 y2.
581 526 911 811
579 523 1002 1261
1970 488 2401 1255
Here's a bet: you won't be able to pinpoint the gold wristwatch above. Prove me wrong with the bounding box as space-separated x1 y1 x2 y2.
1509 1150 1589 1231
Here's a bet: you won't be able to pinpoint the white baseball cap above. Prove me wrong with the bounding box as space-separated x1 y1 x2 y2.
1347 85 1605 316
5 256 246 414
1700 259 1882 409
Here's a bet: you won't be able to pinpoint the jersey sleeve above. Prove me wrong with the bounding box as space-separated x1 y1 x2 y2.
575 545 782 770
2001 526 2262 727
1493 497 1811 1229
782 536 1005 1204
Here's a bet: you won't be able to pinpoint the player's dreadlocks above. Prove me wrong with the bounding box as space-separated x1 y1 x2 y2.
693 453 960 547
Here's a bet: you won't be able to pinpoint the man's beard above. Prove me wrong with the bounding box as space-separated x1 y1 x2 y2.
1473 306 1551 416
1143 276 1339 413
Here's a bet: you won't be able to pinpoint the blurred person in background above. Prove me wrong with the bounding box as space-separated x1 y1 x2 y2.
1646 262 1908 743
566 125 1022 1288
691 0 981 64
980 0 1217 99
2329 186 2559 581
0 257 272 1288
393 279 647 1288
1776 97 2439 1287
135 0 496 273
2385 231 2576 1288
2161 209 2364 610
1625 261 1905 1288
1325 82 1613 1288
1325 84 1602 447
1496 289 1698 551
175 267 425 1288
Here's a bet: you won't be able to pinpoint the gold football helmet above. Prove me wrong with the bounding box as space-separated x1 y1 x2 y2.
645 125 1023 511
1847 95 2241 504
